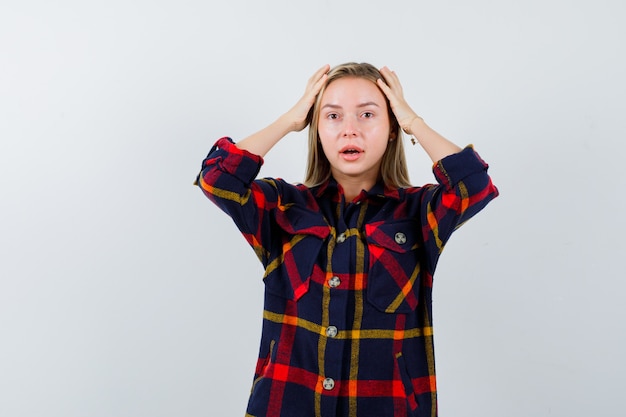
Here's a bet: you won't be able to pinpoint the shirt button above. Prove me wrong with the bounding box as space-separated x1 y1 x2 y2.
337 233 347 243
328 276 341 288
322 377 335 390
394 232 407 245
326 326 338 338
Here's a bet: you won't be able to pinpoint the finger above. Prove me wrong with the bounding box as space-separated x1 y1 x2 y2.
312 69 328 90
376 78 392 96
379 66 396 84
379 66 402 93
308 64 330 86
377 77 401 105
304 76 327 104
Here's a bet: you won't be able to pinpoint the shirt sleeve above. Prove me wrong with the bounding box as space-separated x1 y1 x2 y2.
418 145 499 262
195 137 329 269
195 137 276 265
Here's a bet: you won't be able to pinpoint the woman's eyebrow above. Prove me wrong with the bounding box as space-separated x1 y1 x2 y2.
357 101 381 108
321 101 381 110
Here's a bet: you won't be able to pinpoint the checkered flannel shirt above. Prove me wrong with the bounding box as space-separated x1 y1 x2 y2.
196 137 498 417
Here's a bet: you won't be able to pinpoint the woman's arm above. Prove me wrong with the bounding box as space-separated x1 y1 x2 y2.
376 66 461 163
404 116 462 163
235 64 329 157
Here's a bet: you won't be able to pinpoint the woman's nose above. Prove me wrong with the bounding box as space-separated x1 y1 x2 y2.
342 117 357 137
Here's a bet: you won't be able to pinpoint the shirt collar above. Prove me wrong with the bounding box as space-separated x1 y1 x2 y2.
313 177 401 202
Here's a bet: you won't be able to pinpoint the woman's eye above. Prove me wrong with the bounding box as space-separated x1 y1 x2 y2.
362 112 373 118
327 113 339 120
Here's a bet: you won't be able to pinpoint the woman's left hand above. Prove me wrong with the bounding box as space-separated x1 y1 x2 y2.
377 67 420 135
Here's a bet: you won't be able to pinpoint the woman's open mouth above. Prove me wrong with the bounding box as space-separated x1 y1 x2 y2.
340 146 363 161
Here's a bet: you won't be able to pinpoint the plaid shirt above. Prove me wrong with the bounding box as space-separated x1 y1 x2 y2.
196 137 498 417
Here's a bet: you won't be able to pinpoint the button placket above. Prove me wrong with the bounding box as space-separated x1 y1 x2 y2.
325 222 353 397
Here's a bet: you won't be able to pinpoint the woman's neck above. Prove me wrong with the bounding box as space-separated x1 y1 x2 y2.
336 177 376 203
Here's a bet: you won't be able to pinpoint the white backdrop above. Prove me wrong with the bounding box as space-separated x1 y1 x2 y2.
1 1 624 416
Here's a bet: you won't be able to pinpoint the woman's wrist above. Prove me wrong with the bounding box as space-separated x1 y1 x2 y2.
273 112 298 135
402 115 423 136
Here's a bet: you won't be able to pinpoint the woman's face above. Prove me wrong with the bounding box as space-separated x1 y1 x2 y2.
317 77 392 187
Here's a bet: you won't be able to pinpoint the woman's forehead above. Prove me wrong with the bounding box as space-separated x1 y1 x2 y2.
321 77 385 106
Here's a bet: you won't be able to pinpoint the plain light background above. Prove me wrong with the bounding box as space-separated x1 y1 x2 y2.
1 0 624 416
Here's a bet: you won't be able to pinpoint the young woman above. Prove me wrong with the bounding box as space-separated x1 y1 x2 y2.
196 62 498 417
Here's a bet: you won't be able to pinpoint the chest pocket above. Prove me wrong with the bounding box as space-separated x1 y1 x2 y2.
365 220 422 313
263 205 330 301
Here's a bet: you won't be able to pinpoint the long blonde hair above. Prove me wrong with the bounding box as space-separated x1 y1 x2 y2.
303 62 411 188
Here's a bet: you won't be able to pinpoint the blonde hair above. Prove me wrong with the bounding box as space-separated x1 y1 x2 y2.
303 62 411 188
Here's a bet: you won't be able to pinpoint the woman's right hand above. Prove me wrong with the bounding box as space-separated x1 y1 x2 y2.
284 64 329 132
234 65 329 157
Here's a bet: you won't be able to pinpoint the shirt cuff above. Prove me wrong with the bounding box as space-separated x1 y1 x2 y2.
433 145 490 189
200 140 489 192
197 137 264 186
